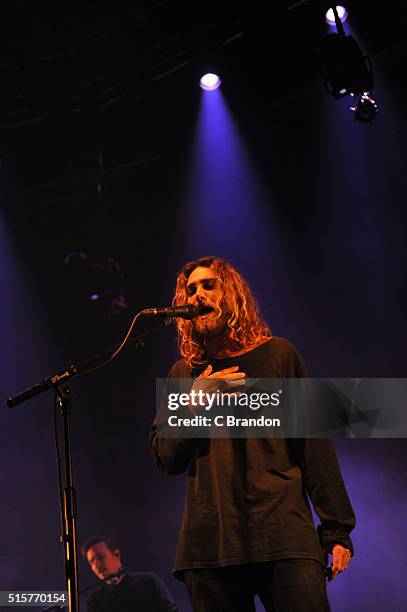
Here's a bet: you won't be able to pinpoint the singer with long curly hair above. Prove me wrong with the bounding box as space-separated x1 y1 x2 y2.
151 256 355 612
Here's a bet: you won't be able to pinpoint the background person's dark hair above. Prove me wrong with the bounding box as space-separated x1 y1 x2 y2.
81 536 120 559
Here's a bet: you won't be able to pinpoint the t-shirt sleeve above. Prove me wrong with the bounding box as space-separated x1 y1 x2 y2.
274 336 309 378
279 339 356 553
150 360 198 475
299 438 356 554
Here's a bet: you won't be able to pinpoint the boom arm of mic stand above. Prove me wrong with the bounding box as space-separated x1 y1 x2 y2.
7 313 169 408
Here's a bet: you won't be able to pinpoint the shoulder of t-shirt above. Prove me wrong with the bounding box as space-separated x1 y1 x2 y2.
167 358 191 378
264 336 299 355
265 336 308 376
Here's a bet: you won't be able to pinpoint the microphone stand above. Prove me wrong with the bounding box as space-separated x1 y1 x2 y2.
7 312 170 612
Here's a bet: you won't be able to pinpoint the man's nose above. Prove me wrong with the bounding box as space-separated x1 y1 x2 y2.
195 285 206 299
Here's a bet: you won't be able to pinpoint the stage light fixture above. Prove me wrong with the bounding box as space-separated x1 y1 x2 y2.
325 5 348 26
350 92 378 122
319 6 378 119
199 73 222 91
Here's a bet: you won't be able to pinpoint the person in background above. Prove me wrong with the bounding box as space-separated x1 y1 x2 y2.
81 535 179 612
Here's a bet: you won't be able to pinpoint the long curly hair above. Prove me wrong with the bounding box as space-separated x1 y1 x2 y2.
173 256 271 366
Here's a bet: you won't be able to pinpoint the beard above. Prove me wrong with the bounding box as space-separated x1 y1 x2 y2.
192 307 228 337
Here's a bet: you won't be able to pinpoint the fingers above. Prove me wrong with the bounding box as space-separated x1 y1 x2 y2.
198 365 246 383
198 364 213 378
330 545 352 581
209 367 246 390
213 366 241 376
211 366 245 380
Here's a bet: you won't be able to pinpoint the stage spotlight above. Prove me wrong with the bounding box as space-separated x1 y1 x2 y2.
350 92 378 122
325 5 348 26
199 73 221 91
319 7 378 120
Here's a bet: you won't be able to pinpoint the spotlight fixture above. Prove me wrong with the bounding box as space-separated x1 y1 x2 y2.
350 92 378 122
199 73 221 91
325 5 348 26
319 6 378 119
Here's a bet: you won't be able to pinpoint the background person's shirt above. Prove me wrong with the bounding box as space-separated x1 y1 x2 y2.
86 571 179 612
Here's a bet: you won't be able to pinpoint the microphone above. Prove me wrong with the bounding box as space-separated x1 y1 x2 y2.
142 304 201 319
